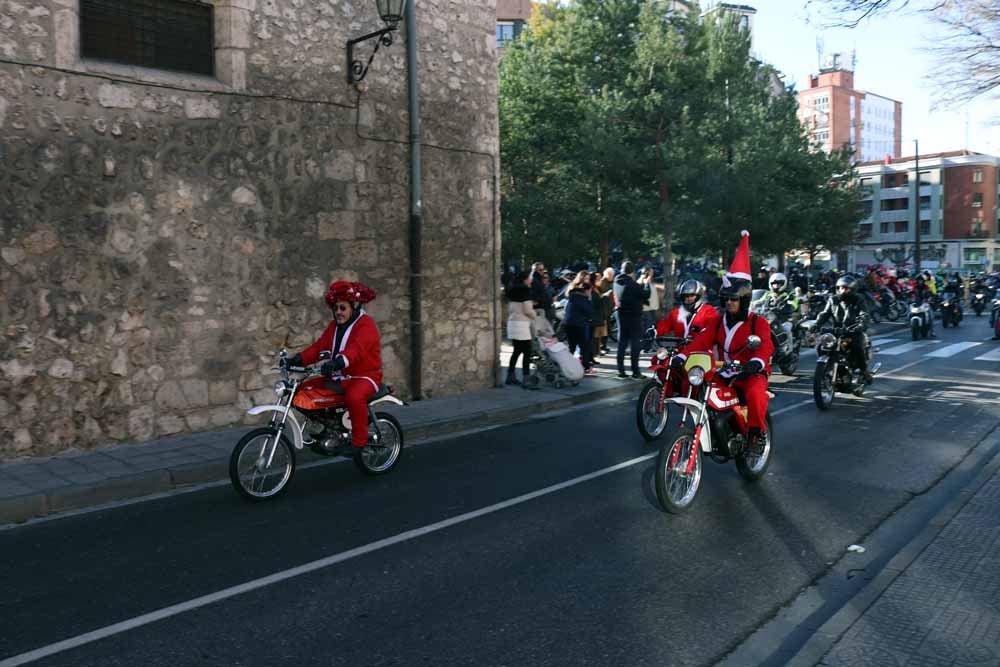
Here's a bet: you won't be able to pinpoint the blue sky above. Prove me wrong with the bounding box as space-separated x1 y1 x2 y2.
749 0 1000 157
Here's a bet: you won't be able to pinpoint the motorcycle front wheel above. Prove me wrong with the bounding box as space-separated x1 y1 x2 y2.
229 428 296 501
813 361 835 410
354 412 404 476
655 427 702 514
736 414 773 481
636 381 671 441
778 352 799 376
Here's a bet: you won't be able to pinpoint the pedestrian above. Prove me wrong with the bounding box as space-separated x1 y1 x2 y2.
563 270 596 375
638 266 660 350
598 267 616 353
505 270 538 389
613 260 649 379
589 271 610 362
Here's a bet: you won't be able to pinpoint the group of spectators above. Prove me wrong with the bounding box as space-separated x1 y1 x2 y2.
503 261 666 383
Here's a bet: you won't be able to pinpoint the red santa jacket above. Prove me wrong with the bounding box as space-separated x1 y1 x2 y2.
299 311 383 391
683 312 774 374
655 304 722 344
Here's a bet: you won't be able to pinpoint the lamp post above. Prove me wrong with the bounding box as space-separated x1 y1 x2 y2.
346 0 408 86
913 139 921 274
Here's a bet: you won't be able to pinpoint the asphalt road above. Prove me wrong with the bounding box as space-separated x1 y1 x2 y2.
1 319 999 667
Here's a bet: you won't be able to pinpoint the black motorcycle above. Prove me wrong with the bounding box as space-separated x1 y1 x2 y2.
971 289 988 317
812 321 881 410
939 291 963 328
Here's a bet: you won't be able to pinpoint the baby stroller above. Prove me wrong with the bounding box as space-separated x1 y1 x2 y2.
529 317 584 389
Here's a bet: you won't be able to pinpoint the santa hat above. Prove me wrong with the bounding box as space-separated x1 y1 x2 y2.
725 230 752 282
325 280 376 307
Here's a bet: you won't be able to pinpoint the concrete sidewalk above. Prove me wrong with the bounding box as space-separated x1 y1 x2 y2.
0 345 646 525
794 438 1000 667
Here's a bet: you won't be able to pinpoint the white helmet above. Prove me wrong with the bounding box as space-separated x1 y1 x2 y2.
769 272 787 291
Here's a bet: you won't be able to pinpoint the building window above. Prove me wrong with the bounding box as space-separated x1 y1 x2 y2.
879 222 889 234
858 223 872 239
972 192 983 208
919 195 931 210
880 198 908 211
858 200 873 217
973 168 983 183
739 15 749 31
965 248 985 262
497 21 523 48
920 220 930 235
895 221 908 234
918 170 933 185
971 221 983 237
80 0 215 76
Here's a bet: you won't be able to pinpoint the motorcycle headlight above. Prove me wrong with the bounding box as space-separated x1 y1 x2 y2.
688 366 705 386
656 348 669 360
910 305 920 314
273 381 289 398
819 333 836 349
942 301 950 307
977 293 985 298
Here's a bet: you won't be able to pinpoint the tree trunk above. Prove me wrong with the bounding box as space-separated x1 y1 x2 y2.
656 116 675 311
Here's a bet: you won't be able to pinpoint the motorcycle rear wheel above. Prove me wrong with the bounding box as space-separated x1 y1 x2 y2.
354 412 404 476
911 321 920 341
636 381 671 441
655 428 702 514
813 361 835 410
778 353 799 376
736 414 772 481
229 427 296 501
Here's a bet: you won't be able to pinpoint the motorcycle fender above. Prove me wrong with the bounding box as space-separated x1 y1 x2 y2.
246 405 305 450
370 395 406 407
666 397 711 452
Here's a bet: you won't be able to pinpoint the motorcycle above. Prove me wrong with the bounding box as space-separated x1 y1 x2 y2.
229 350 405 501
751 291 801 376
971 291 987 317
636 334 691 441
939 291 963 328
654 335 774 514
876 287 905 322
810 320 880 410
910 300 933 341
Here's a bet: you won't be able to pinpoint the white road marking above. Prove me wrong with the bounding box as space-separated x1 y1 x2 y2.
925 342 983 358
878 341 941 356
869 337 901 345
974 347 1000 361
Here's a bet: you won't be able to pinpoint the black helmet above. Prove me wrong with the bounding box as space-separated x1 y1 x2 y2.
677 279 706 310
836 275 858 302
719 278 752 315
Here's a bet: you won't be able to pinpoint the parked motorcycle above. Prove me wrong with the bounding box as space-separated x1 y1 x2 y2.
810 320 880 410
939 291 963 328
910 300 933 341
636 334 690 441
229 350 405 501
654 335 773 514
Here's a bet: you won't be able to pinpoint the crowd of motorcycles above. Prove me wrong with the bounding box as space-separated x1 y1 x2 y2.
635 272 1000 514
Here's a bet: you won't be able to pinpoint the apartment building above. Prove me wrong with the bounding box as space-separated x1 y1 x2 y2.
799 56 902 161
850 151 1000 273
496 0 532 55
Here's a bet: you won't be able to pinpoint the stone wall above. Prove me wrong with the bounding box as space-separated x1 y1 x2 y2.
0 0 500 458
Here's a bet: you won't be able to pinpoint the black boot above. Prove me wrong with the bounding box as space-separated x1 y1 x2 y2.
505 370 521 385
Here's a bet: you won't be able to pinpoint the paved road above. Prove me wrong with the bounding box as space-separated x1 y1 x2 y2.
1 321 998 667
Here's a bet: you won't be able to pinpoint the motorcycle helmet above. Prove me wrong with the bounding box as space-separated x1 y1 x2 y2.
769 272 787 292
719 278 752 316
835 275 859 303
677 279 706 310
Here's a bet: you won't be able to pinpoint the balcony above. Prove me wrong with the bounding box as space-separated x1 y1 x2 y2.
878 209 910 222
880 186 909 198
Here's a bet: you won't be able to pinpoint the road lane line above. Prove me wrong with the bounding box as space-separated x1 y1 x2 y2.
975 347 1000 361
878 341 940 356
925 342 982 358
0 453 658 666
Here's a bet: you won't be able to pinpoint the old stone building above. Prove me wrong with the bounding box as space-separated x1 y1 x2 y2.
0 0 500 457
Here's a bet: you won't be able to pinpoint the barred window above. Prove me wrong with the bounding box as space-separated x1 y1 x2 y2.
80 0 215 76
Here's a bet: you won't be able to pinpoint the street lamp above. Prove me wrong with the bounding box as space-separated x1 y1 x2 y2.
346 0 408 86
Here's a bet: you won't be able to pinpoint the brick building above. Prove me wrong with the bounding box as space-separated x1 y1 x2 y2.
0 0 501 457
496 0 531 55
798 55 902 162
850 151 1000 273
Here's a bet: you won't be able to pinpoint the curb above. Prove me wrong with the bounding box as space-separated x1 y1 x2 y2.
0 382 639 526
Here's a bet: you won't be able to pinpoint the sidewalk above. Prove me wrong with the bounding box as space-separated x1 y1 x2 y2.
788 429 1000 667
0 343 648 525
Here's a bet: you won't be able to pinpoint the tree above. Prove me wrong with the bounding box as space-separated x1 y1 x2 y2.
807 0 1000 106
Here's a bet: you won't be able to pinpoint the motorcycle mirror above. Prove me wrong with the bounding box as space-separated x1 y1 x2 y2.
747 335 762 350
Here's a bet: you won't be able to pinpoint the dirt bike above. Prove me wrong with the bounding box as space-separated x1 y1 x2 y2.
229 350 405 501
654 335 774 514
809 320 881 410
635 334 691 441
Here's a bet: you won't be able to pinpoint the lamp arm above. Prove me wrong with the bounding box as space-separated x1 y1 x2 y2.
347 27 395 85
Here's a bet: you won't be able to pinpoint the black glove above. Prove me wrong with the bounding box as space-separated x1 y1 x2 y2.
670 355 685 369
286 353 303 368
320 356 346 377
740 359 764 377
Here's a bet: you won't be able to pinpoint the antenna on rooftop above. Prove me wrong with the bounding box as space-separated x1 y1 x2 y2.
850 47 856 72
815 36 824 71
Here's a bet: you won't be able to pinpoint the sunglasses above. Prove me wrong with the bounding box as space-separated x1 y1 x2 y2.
334 304 352 312
724 296 741 302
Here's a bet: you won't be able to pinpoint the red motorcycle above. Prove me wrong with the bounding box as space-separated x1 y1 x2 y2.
229 350 405 501
635 335 691 441
654 335 774 514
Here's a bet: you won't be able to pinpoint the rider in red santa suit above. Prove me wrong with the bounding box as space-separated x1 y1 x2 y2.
655 279 721 394
286 281 382 451
673 231 774 451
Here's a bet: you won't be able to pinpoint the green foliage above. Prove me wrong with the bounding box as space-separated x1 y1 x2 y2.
499 0 861 276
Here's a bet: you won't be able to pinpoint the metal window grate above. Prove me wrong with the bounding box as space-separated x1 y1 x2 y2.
81 0 215 76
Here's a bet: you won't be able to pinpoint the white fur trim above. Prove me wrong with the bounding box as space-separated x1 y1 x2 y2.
338 354 349 368
750 357 766 368
741 230 749 237
726 271 752 281
722 319 744 362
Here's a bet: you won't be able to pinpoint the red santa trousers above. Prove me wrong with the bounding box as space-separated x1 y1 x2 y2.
342 378 377 446
731 373 769 432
